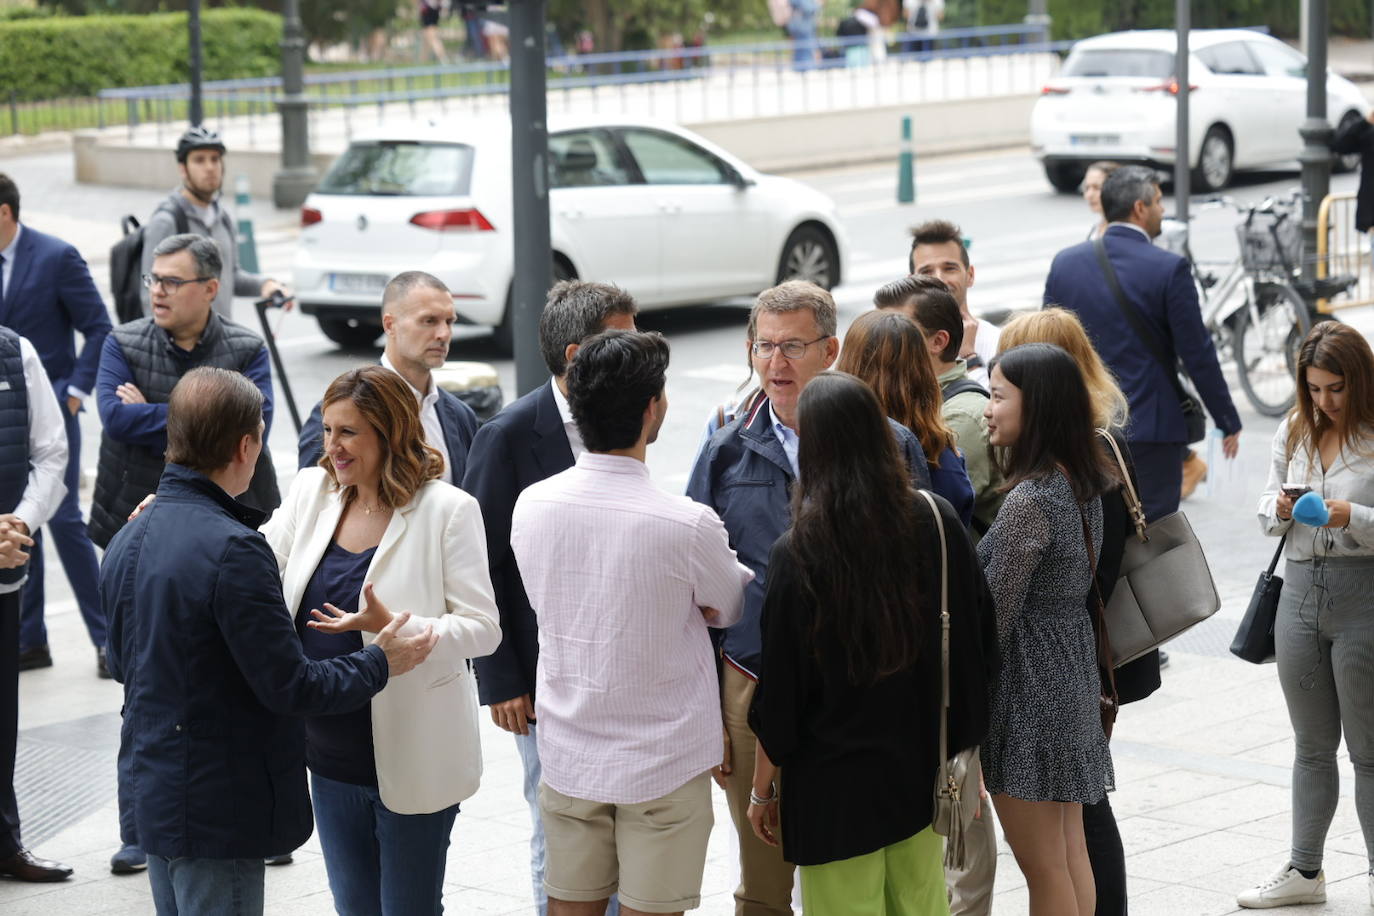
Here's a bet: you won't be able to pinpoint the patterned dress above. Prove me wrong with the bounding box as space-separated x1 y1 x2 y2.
977 470 1114 803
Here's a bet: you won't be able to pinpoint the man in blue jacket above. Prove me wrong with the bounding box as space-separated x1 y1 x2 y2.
0 173 112 675
101 367 437 915
297 271 478 478
687 281 929 915
1043 165 1241 523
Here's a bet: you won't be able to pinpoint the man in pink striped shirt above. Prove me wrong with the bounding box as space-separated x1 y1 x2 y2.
511 329 752 916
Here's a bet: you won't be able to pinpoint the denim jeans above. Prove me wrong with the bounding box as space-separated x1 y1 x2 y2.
310 772 459 915
516 722 619 915
147 855 265 916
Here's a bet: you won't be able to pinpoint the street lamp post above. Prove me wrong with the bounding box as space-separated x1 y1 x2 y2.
1173 0 1190 225
1024 0 1050 43
509 0 552 395
1299 0 1331 284
272 0 317 208
189 0 203 126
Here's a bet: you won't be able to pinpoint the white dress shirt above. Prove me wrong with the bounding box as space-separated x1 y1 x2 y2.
1259 417 1374 561
2 335 69 594
511 452 753 804
380 353 450 484
549 377 586 459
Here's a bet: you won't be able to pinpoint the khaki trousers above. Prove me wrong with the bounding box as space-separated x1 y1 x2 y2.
944 754 997 916
722 665 795 915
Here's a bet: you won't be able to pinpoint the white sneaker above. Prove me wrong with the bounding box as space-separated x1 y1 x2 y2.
1236 866 1326 908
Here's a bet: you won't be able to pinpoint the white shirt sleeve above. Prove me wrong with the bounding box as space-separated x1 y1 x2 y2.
14 336 69 531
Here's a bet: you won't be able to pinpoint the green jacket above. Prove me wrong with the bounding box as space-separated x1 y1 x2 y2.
938 359 1004 536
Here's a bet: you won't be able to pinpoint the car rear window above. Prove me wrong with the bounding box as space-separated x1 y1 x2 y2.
316 142 474 196
1061 49 1174 79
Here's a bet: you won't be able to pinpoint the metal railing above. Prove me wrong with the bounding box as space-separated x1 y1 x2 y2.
87 24 1069 141
1315 191 1373 312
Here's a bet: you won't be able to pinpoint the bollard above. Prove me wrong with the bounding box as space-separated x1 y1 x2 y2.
897 115 915 205
235 174 260 274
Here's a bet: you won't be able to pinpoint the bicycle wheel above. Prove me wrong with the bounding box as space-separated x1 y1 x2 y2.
1234 283 1311 417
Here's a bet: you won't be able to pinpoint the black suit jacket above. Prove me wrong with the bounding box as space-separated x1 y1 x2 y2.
460 382 573 706
297 383 479 481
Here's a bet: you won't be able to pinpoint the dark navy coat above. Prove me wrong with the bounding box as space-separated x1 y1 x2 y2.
101 463 389 859
1043 224 1241 444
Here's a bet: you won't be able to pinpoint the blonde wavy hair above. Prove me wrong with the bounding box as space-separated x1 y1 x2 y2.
997 308 1129 431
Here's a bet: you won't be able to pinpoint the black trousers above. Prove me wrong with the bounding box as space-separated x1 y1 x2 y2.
1 588 21 859
1085 792 1127 915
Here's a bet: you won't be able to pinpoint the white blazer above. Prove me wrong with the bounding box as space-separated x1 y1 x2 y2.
264 468 501 815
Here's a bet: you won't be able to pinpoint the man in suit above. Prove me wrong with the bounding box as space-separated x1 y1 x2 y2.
298 271 478 480
1043 164 1241 523
461 280 636 916
0 173 112 676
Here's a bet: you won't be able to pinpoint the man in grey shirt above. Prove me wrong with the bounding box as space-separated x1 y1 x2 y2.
138 126 285 320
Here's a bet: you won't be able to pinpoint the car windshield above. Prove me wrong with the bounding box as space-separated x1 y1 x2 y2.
1061 49 1174 79
316 142 474 196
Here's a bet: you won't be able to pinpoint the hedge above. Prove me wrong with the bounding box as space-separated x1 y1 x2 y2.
0 9 281 102
976 0 1373 42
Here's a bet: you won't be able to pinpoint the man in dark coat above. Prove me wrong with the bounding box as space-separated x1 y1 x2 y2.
101 366 436 914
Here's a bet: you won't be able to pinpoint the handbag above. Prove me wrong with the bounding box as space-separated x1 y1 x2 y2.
1230 535 1287 664
1093 237 1207 444
1081 512 1121 739
1097 431 1222 666
918 489 979 871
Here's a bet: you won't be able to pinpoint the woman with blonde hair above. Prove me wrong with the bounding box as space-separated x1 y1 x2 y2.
264 365 501 915
998 307 1129 432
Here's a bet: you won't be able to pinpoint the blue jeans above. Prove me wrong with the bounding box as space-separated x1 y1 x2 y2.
310 772 459 916
516 722 619 915
147 855 265 916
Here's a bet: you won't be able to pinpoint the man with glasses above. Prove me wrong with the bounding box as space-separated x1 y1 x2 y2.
687 281 930 915
92 233 282 876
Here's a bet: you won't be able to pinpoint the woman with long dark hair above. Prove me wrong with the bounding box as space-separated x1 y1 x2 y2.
837 309 976 525
979 343 1119 916
1239 322 1374 908
745 371 996 914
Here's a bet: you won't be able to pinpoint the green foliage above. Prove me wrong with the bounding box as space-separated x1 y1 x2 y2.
0 9 281 102
978 0 1372 42
0 6 53 21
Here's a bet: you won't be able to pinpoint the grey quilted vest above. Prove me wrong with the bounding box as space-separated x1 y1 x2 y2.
0 328 30 587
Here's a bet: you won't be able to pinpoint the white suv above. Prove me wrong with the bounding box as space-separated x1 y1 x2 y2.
1031 29 1369 193
292 116 848 351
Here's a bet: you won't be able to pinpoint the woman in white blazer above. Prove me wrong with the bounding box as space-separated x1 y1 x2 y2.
262 365 500 916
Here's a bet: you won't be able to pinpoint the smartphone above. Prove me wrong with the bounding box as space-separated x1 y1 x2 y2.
1281 483 1312 499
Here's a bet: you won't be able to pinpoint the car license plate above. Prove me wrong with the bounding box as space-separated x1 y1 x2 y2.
329 273 389 294
1070 134 1121 146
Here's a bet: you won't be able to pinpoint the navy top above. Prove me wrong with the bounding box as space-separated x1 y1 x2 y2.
296 541 378 787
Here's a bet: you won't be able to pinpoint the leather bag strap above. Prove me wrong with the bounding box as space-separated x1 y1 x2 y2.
1081 509 1120 699
1092 236 1191 405
917 489 951 774
1095 429 1147 541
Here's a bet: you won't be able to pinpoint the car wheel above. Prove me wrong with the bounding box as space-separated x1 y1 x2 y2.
1334 111 1362 174
1193 126 1234 193
776 225 837 290
317 316 382 349
492 257 576 357
1043 162 1085 193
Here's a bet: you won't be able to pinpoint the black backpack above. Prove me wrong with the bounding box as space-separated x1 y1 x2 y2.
941 377 988 402
109 203 188 324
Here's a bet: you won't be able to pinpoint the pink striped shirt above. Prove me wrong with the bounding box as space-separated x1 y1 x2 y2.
511 453 752 804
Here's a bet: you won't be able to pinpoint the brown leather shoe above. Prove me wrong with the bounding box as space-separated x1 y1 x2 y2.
1181 450 1208 501
0 848 74 882
16 645 51 672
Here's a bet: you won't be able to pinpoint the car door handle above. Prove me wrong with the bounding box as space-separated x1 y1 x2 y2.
559 209 584 219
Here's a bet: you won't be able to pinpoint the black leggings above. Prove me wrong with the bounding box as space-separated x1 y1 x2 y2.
1084 793 1127 916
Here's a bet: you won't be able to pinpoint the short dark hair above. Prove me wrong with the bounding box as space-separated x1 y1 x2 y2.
152 233 222 280
873 275 963 362
908 218 968 271
1101 165 1159 223
539 280 638 377
165 367 263 473
0 174 18 221
382 270 450 315
566 329 669 452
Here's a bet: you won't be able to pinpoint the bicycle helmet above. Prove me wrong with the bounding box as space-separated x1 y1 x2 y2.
176 125 226 163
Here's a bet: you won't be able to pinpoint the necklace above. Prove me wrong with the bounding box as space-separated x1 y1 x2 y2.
357 500 385 516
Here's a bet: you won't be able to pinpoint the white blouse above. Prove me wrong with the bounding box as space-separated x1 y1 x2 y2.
1258 417 1374 560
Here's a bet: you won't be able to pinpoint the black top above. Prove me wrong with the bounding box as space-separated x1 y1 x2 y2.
297 541 378 786
747 494 999 867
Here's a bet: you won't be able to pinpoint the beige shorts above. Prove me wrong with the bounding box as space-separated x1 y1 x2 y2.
539 772 714 913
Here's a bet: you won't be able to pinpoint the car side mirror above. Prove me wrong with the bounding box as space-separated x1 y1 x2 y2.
728 167 755 190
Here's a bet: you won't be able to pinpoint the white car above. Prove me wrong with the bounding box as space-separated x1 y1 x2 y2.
1031 29 1370 193
293 116 848 350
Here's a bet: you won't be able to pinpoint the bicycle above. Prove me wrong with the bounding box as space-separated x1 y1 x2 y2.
1163 191 1356 417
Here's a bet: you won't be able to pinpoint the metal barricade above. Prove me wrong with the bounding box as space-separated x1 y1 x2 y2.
1316 191 1374 313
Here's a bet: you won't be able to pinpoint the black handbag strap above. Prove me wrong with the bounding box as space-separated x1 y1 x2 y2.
1092 236 1190 406
1266 533 1288 577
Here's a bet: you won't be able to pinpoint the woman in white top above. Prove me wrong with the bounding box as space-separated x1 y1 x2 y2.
1240 322 1374 909
264 365 500 916
1081 160 1119 241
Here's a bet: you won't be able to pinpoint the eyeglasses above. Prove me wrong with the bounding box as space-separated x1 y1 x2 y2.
142 273 213 293
750 336 827 360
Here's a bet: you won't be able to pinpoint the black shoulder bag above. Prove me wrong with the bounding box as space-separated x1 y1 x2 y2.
1092 237 1207 444
1229 534 1287 664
